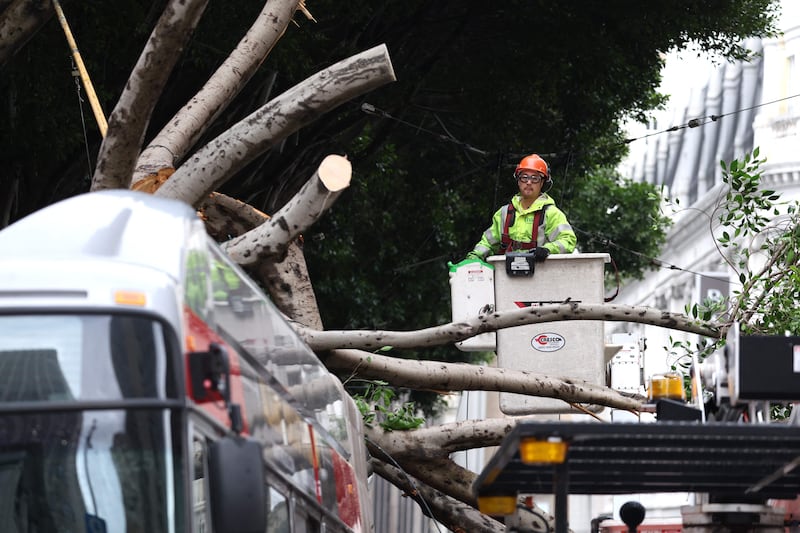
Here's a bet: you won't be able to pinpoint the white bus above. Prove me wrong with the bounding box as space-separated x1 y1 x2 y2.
0 190 371 533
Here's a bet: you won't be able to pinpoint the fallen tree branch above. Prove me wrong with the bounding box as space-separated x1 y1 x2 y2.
296 302 721 351
0 0 53 66
199 192 323 328
221 154 351 264
91 0 210 191
324 349 642 411
370 457 505 533
387 454 559 533
155 43 396 206
132 0 303 186
365 416 544 460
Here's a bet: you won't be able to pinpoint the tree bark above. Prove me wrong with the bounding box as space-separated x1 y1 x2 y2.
366 417 530 460
131 0 304 187
221 154 351 265
324 349 643 411
371 457 505 533
91 0 210 192
0 0 52 66
154 43 396 206
297 302 720 351
254 241 323 329
368 422 560 532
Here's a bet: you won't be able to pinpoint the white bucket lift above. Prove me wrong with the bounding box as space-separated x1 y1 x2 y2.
449 259 496 351
488 253 610 414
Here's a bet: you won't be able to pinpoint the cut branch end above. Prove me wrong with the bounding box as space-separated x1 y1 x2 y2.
318 154 352 192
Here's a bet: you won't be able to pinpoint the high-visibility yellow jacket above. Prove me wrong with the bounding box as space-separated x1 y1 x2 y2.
468 193 576 259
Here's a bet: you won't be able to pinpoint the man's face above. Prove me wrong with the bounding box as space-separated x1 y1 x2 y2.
516 170 546 199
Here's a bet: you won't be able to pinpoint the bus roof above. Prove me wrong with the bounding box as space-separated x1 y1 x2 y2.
0 190 203 281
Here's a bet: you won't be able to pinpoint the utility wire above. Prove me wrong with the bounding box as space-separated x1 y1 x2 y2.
361 103 490 156
572 225 741 285
366 436 444 533
361 91 800 164
72 58 95 180
622 92 800 145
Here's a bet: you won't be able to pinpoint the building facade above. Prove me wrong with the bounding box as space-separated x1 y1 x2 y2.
613 2 800 383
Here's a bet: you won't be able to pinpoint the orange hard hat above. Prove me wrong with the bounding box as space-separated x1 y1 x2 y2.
515 154 550 178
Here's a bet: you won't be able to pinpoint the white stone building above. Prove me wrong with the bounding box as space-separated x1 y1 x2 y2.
613 1 800 385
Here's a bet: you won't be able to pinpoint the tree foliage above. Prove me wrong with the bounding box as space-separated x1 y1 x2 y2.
566 168 671 281
665 149 800 392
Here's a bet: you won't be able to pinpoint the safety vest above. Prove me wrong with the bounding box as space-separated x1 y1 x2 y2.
499 203 548 253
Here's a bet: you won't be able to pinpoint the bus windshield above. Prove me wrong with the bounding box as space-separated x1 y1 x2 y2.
0 314 184 532
0 314 178 402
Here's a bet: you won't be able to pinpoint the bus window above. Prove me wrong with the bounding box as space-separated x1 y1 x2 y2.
267 486 290 533
192 436 211 533
292 498 321 533
184 245 213 324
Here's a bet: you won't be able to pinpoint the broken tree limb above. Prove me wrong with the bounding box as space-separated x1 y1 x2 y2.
221 154 351 265
91 0 210 191
324 349 642 411
131 0 303 187
296 302 721 351
370 458 505 533
155 43 396 206
365 417 537 460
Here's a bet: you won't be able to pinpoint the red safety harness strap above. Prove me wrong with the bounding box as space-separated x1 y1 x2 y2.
500 203 545 253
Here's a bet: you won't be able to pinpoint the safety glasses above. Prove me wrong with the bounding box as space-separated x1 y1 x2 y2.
516 173 544 184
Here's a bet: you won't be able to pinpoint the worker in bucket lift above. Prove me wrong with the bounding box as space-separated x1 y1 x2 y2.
465 153 576 262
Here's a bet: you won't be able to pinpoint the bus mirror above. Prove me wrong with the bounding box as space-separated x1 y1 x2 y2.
208 436 267 533
189 343 229 404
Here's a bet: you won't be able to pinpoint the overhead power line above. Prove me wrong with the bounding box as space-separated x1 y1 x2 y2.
361 91 800 161
360 103 490 156
622 92 800 145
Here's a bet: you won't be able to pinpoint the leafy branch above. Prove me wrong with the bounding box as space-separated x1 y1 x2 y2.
352 379 425 431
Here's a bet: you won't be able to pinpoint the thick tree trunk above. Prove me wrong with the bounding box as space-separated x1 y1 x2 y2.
91 0 210 192
154 44 396 206
131 0 303 187
296 302 720 351
323 349 643 411
254 241 323 329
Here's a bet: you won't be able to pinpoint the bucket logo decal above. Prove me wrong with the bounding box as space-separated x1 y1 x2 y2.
531 332 565 352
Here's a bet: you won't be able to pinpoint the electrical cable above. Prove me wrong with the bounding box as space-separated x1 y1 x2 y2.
358 92 798 283
572 225 742 285
72 57 95 180
361 91 800 168
365 436 444 533
622 92 800 145
361 103 489 156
